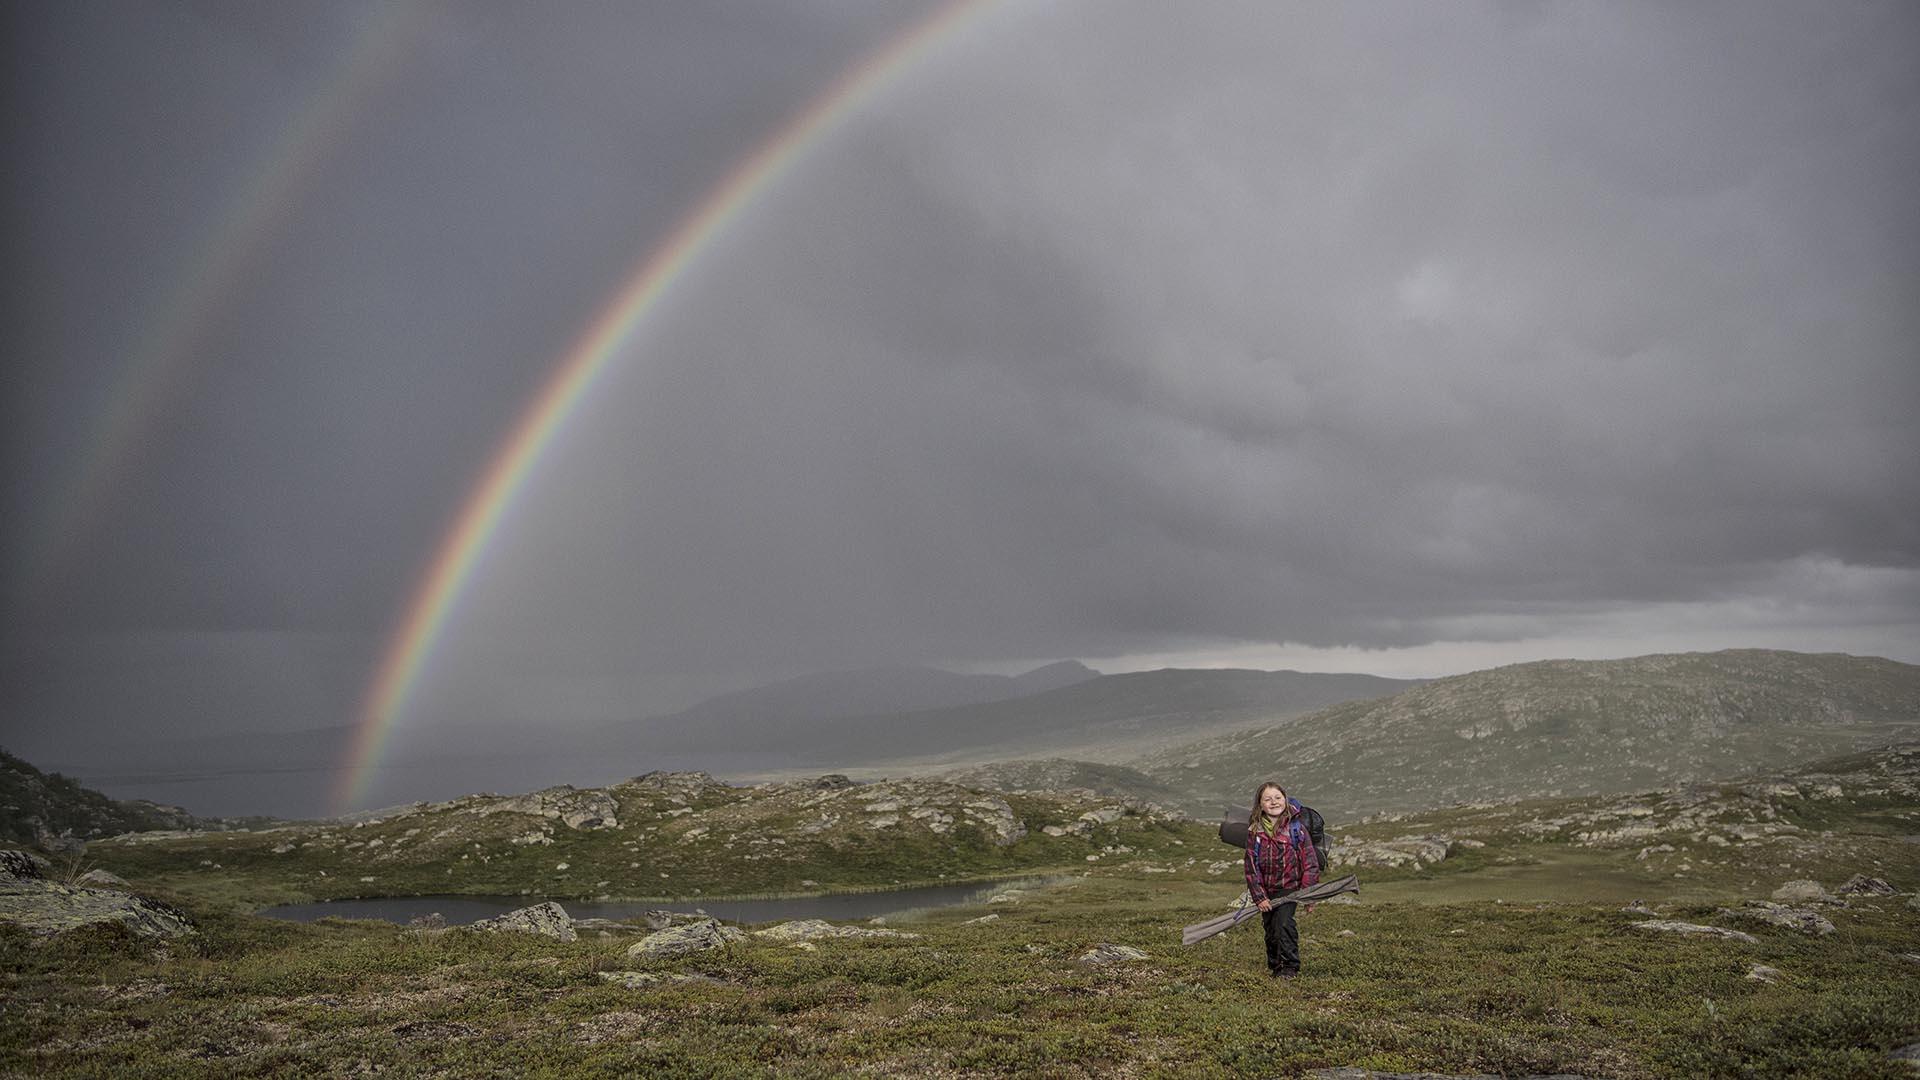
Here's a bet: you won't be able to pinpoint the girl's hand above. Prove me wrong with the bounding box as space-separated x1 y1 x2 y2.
1256 899 1272 912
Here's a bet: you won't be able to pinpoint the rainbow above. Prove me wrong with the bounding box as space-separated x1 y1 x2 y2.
336 0 1001 812
16 4 429 605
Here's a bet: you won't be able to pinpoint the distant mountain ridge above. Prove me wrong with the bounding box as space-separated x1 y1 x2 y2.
642 660 1100 733
630 666 1421 768
1132 649 1920 820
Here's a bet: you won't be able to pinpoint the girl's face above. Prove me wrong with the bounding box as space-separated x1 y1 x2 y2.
1260 787 1288 816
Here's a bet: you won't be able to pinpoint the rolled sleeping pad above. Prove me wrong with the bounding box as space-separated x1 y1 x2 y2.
1218 806 1250 848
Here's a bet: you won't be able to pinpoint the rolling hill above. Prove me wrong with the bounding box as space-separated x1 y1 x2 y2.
1133 649 1920 820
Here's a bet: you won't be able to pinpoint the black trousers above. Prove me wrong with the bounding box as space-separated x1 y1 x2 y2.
1261 902 1299 973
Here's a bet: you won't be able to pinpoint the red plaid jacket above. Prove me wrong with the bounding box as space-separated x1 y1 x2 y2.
1244 800 1323 903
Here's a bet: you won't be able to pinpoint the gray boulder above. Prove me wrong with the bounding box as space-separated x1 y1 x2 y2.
1836 874 1896 896
627 917 744 958
469 901 576 942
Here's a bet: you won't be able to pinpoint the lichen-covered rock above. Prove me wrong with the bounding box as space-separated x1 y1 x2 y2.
1076 943 1150 964
751 919 918 942
627 917 743 958
469 901 576 942
0 874 195 939
461 786 620 831
1628 919 1757 944
1721 901 1835 936
75 869 130 890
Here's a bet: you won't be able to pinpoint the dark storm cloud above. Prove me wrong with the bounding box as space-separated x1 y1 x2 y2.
436 0 1918 704
5 0 1916 761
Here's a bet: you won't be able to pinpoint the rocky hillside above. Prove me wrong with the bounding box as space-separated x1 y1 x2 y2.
0 748 237 851
88 771 1201 908
1135 650 1920 820
1326 740 1920 899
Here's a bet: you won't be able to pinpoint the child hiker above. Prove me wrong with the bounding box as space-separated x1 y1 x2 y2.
1244 781 1326 978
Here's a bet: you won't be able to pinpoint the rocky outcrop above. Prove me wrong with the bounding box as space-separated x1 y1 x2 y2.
617 772 729 800
468 901 576 941
459 787 620 831
1836 874 1895 896
627 917 744 958
0 849 194 939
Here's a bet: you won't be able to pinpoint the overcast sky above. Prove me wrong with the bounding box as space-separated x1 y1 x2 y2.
5 1 1917 768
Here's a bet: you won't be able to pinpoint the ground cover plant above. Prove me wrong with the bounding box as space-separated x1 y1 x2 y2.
3 872 1917 1077
5 746 1918 1076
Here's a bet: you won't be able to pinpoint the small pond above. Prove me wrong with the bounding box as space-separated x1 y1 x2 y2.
259 880 1023 926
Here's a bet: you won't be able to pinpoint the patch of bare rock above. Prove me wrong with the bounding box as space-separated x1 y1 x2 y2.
0 848 194 939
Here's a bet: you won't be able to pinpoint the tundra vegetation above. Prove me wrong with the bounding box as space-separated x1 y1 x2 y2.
4 742 1918 1077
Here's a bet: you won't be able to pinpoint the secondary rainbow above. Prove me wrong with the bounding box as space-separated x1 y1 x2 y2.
336 0 1000 812
17 5 428 604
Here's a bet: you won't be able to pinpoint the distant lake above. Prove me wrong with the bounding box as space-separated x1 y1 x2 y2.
259 880 1017 926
